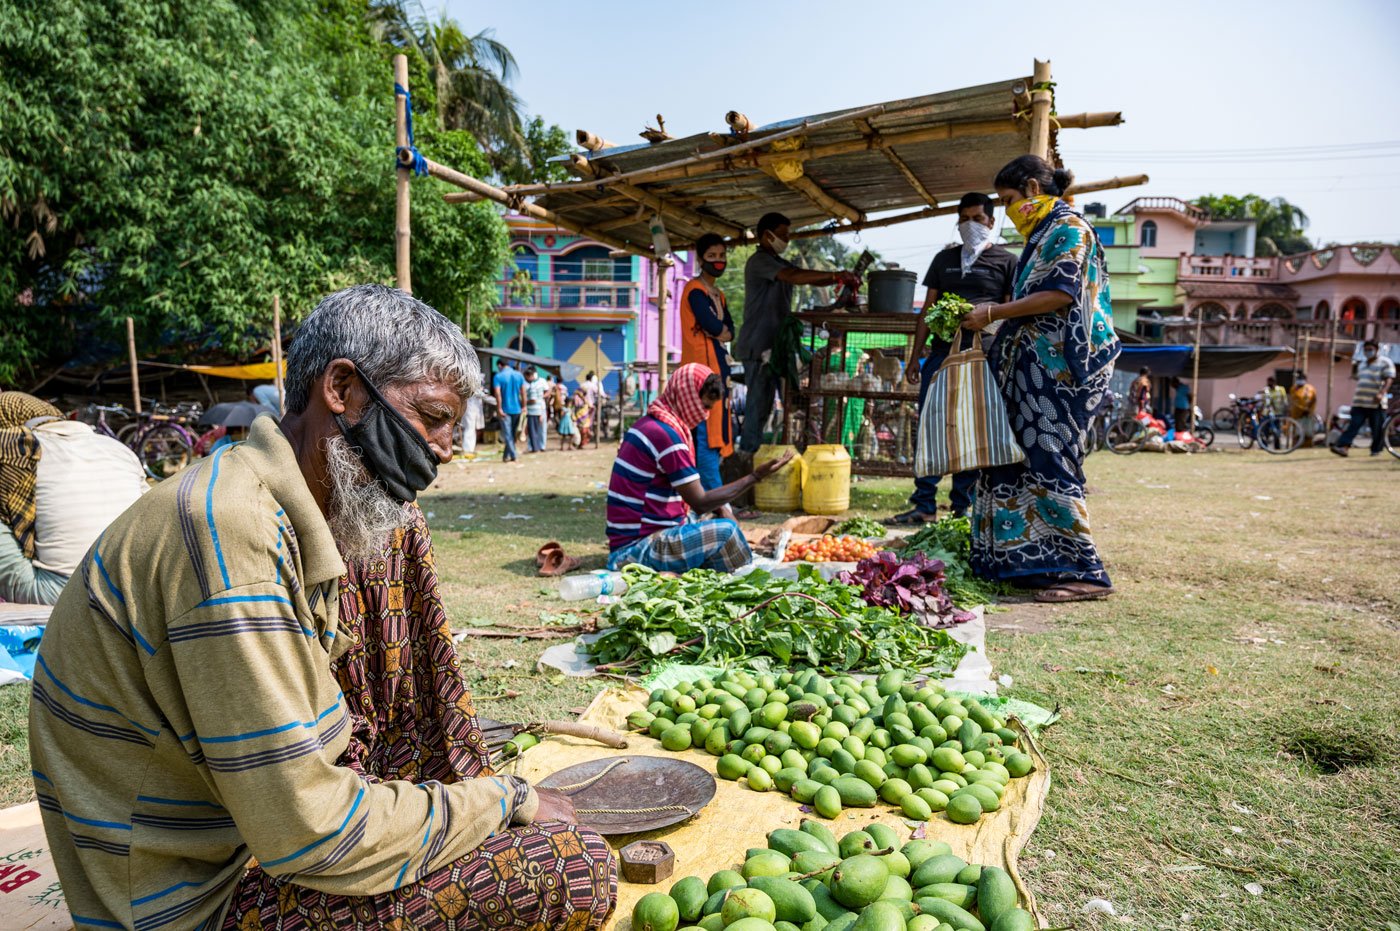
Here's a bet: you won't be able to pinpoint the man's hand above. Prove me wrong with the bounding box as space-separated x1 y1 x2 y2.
905 361 921 385
715 504 736 521
962 304 996 332
834 271 861 290
754 449 795 480
718 327 734 342
532 788 578 824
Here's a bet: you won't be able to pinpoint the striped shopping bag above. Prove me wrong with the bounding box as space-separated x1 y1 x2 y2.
914 331 1025 477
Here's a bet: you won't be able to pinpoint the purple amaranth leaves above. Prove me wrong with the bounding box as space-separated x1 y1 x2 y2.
839 552 972 628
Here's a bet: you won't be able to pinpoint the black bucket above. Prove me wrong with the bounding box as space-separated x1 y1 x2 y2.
867 269 918 313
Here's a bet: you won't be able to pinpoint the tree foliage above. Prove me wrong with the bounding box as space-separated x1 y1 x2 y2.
1193 193 1313 256
0 0 510 383
369 1 570 186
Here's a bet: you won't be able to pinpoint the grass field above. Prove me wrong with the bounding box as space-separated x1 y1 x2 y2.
1 443 1396 928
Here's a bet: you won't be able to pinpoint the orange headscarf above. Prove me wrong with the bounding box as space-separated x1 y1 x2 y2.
647 363 712 454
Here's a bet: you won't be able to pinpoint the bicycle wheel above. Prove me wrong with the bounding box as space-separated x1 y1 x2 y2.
1106 417 1147 454
1258 417 1302 455
1195 423 1215 448
117 422 141 448
1384 412 1400 461
1211 406 1238 431
137 423 194 480
1237 416 1257 450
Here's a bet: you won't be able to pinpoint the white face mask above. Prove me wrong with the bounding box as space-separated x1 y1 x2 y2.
958 220 993 249
766 231 789 255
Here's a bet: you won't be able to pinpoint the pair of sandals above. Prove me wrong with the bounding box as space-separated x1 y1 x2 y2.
535 541 581 577
1033 582 1114 603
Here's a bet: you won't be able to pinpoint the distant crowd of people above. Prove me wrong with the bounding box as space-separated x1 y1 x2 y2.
489 360 606 461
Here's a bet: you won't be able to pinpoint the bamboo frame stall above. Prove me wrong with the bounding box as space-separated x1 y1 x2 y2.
392 59 1144 459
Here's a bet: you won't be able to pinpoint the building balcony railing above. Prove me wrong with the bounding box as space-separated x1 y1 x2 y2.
1150 318 1399 347
497 279 641 312
1122 196 1209 221
1178 255 1279 280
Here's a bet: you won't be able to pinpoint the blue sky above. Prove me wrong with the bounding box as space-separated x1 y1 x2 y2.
443 0 1400 267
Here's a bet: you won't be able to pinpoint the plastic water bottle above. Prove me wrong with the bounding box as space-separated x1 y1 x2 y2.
558 570 628 602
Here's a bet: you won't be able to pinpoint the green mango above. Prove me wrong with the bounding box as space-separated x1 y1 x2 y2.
799 818 840 855
743 851 793 879
791 779 823 804
634 892 681 931
746 876 817 924
953 865 981 886
911 854 967 888
863 822 898 851
918 883 974 909
913 897 984 931
723 888 777 926
852 901 906 931
976 867 1016 926
813 785 842 819
670 876 708 923
791 850 841 882
829 854 891 909
809 882 850 921
707 870 747 896
988 909 1033 931
768 828 831 859
899 839 951 870
880 874 913 901
830 776 878 807
837 830 877 859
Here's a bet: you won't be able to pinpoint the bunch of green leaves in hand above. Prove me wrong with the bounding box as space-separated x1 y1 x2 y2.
925 292 975 342
587 564 967 675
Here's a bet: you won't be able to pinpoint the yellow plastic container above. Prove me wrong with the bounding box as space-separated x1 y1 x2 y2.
753 444 802 512
802 444 852 515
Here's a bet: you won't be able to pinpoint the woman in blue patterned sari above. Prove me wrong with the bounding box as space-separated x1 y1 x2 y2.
960 156 1120 602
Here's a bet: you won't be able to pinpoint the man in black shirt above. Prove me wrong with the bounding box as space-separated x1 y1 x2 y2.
888 192 1016 525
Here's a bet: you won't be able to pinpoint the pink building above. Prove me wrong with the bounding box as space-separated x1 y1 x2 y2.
1120 197 1399 415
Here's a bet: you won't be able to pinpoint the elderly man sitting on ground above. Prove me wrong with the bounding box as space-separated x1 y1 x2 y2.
606 362 792 574
0 392 146 604
31 284 615 931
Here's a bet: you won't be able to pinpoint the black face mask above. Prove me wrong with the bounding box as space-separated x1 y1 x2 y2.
702 260 727 277
334 367 439 503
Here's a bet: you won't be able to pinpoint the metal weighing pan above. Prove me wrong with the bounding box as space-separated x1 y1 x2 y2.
538 756 716 836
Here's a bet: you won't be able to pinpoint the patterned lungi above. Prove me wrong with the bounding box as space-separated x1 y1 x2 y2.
222 507 617 930
606 516 752 573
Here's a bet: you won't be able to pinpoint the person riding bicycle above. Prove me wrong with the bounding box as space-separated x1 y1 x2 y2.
0 392 147 604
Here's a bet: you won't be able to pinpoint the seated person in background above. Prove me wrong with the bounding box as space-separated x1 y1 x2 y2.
606 362 792 573
0 392 146 604
31 285 614 931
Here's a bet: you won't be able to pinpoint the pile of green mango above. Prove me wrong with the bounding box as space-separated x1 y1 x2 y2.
625 669 1034 825
631 820 1033 931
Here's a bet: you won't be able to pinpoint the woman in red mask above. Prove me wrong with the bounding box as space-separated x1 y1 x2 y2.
680 233 737 490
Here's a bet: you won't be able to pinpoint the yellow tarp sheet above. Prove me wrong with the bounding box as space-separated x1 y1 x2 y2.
181 362 283 380
504 686 1051 931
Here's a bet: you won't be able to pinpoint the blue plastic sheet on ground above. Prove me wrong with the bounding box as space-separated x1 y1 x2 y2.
0 624 43 684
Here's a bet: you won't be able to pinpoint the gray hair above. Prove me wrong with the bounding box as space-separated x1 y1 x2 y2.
284 284 481 414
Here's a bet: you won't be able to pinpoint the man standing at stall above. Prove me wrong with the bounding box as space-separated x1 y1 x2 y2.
734 212 859 455
888 193 1015 526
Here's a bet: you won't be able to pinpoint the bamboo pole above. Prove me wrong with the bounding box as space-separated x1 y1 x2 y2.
1028 59 1053 160
272 294 284 414
126 316 141 414
1053 111 1123 130
575 129 616 152
393 55 413 293
411 151 652 256
503 103 889 196
656 260 671 386
1191 304 1203 431
567 154 744 238
1325 314 1337 425
764 169 863 223
726 111 754 134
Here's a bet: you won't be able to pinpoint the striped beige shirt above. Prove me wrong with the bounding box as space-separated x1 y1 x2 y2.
30 416 537 931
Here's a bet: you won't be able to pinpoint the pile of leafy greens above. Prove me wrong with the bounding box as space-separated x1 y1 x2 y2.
829 517 887 539
837 551 974 628
925 292 975 343
587 564 968 676
900 516 1016 608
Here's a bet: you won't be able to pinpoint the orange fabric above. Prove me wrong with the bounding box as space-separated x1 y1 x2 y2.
679 279 734 459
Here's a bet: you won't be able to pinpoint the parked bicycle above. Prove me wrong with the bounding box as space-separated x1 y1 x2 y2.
71 401 206 479
1386 411 1400 460
1236 405 1302 454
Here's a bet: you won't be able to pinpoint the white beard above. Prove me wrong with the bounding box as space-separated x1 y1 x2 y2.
323 433 412 561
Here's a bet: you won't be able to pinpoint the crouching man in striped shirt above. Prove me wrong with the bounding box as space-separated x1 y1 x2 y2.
30 285 615 931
